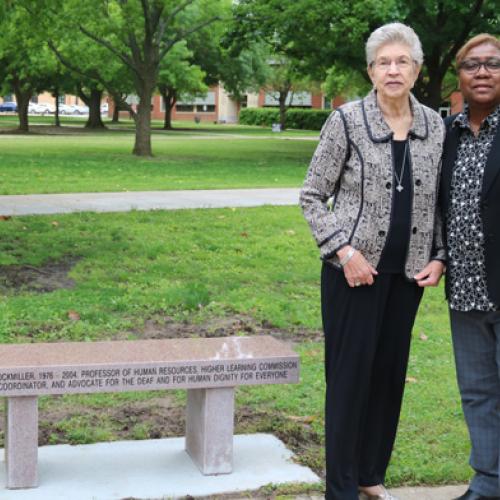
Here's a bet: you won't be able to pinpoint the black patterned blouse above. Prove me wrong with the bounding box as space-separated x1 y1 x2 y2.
447 104 500 311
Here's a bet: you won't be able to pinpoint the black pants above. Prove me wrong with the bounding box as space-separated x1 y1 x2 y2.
321 263 423 500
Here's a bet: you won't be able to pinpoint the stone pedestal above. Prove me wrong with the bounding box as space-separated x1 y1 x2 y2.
5 397 38 489
185 388 234 474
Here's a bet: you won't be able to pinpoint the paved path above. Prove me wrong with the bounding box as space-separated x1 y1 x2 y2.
298 486 467 500
390 484 466 499
0 188 300 216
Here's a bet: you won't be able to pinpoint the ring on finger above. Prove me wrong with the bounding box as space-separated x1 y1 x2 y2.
355 281 361 287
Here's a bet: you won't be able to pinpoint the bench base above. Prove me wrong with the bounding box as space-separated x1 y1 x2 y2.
4 388 235 489
186 387 235 474
5 397 38 489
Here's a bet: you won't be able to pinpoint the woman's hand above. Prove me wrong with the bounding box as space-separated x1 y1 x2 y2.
414 260 445 287
337 245 378 287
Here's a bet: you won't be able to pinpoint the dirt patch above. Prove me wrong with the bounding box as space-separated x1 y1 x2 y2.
127 314 323 344
37 394 186 445
0 257 79 294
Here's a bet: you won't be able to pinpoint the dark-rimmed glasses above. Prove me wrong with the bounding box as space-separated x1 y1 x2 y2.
458 58 500 74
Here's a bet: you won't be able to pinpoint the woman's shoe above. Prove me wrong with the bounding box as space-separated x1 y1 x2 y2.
359 485 399 500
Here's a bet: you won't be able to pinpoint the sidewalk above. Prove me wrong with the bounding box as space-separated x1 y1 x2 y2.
388 485 466 499
299 486 468 500
0 188 300 216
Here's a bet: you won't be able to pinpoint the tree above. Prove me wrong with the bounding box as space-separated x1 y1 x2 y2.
20 0 224 154
157 42 207 130
43 66 79 128
230 0 392 80
0 3 58 132
230 0 499 110
322 65 371 102
263 57 317 130
68 0 224 156
401 0 499 108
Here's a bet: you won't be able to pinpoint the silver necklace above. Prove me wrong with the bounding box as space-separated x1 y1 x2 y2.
394 139 408 192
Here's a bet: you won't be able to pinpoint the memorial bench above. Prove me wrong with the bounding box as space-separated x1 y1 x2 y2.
0 335 299 489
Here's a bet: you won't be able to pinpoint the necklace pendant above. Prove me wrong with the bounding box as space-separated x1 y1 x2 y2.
396 184 404 192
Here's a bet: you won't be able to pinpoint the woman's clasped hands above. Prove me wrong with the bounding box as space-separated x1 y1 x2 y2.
337 245 378 288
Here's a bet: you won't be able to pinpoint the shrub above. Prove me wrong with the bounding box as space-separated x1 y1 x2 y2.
239 108 280 127
239 107 331 130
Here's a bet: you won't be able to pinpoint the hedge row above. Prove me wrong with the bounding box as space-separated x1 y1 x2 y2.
239 107 331 130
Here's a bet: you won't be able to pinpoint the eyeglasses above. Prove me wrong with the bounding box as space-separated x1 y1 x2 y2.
372 58 414 71
458 58 500 74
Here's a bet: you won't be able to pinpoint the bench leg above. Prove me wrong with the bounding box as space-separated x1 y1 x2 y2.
185 387 234 475
5 396 38 489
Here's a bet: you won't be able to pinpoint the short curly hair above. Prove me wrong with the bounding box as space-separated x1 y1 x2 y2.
366 22 423 67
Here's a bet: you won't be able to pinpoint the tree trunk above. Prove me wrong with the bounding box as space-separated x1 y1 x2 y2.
414 72 444 111
159 86 176 130
84 88 105 129
133 85 153 156
111 94 135 123
112 102 120 123
53 89 61 127
278 91 287 131
13 85 31 133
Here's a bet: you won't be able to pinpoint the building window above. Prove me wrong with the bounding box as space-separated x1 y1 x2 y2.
323 96 332 110
196 104 215 113
240 96 248 108
264 91 312 107
176 91 216 113
176 104 195 112
3 95 13 102
58 95 65 105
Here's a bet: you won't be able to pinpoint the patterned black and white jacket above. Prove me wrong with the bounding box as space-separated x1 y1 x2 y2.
300 89 446 280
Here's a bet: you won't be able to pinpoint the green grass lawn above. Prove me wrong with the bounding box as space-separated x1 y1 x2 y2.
0 114 320 136
0 126 315 195
0 206 470 487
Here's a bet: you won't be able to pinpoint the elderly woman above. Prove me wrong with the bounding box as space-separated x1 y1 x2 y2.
300 23 445 500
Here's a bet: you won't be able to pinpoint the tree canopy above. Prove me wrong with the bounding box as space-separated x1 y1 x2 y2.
229 0 499 109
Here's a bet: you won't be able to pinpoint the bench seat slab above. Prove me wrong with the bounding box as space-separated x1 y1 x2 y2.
5 397 38 489
185 387 234 475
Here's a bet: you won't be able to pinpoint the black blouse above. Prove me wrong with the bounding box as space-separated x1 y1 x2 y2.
377 139 412 273
446 105 499 311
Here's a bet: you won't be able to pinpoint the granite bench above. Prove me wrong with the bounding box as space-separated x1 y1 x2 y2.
0 335 299 489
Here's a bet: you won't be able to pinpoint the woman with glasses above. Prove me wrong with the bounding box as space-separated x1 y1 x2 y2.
300 23 445 499
440 34 500 500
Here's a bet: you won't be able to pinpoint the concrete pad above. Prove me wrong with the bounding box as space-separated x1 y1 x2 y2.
0 188 300 217
0 434 320 499
391 484 468 499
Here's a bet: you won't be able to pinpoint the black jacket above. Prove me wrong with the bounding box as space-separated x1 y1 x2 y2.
440 114 500 305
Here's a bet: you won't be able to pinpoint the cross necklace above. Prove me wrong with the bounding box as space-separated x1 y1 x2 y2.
394 139 408 192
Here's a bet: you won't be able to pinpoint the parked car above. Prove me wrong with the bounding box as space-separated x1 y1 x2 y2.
0 101 17 112
72 105 89 115
58 104 73 115
59 104 89 115
28 102 55 115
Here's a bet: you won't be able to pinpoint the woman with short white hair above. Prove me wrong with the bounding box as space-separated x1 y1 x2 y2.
300 23 445 499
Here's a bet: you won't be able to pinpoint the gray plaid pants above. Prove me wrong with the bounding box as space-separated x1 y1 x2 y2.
450 309 500 497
